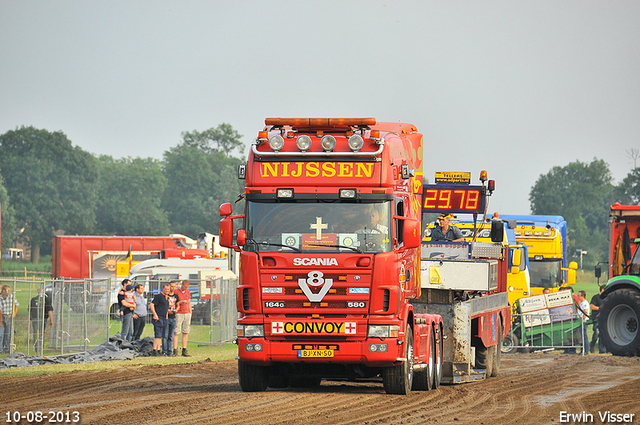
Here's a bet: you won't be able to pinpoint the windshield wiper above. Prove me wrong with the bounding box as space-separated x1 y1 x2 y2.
307 243 362 253
248 238 302 253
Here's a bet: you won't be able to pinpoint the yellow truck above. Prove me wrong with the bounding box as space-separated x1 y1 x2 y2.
500 215 577 296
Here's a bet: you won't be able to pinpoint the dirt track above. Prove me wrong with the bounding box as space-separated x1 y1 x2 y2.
1 353 639 425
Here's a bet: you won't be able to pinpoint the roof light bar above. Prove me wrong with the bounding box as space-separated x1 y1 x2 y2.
265 118 376 127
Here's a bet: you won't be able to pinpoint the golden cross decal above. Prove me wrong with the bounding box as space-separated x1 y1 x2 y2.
310 217 327 240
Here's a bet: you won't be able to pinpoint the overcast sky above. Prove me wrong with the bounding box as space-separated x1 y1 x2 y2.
1 1 639 215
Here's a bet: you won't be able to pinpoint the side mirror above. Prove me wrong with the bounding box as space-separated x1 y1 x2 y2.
219 216 235 248
595 264 602 279
490 220 504 242
566 262 577 285
511 248 521 267
403 218 422 249
220 203 233 217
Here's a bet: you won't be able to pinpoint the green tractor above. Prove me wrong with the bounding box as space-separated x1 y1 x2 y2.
597 203 640 356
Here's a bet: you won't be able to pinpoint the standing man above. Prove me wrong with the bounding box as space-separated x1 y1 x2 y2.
132 284 147 341
590 285 606 354
120 284 136 341
174 279 192 357
149 283 170 356
577 290 591 355
430 213 465 242
163 281 179 356
29 286 54 352
0 284 20 354
117 279 130 321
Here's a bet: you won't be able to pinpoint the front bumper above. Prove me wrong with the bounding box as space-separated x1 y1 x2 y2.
237 337 403 366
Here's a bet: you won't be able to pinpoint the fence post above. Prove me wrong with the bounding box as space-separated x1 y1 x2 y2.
209 277 214 345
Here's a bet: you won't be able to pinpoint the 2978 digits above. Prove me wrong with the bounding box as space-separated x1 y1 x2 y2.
6 411 80 423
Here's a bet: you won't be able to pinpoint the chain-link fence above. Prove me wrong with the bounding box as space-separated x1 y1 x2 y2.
502 312 589 354
0 276 237 357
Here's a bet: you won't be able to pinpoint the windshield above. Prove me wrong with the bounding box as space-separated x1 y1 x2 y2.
529 259 562 288
245 200 392 253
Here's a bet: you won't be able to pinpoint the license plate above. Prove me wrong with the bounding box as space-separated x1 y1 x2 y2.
298 349 334 358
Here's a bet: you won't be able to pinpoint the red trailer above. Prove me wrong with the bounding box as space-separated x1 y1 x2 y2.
52 235 181 280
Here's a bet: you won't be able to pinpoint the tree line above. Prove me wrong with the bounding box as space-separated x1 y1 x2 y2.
0 125 245 263
0 125 638 267
529 157 639 269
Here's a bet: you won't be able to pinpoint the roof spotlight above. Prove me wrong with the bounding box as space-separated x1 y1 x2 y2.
269 135 285 152
321 135 336 152
296 135 312 152
348 134 364 152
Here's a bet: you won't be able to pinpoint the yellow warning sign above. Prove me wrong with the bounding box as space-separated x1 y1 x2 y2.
435 171 471 184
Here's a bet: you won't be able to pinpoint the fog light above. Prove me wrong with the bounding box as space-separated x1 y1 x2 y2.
245 343 263 352
369 343 388 352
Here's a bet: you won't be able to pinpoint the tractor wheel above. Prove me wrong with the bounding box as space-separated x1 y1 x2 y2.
501 331 519 354
599 289 640 356
238 360 268 392
383 324 414 394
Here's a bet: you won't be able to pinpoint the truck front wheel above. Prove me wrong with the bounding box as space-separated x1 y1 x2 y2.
238 360 268 392
382 324 414 394
599 289 640 356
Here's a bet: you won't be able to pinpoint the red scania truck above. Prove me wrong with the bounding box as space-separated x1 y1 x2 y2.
219 118 511 394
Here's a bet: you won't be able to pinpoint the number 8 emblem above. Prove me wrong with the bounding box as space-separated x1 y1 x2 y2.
298 271 333 302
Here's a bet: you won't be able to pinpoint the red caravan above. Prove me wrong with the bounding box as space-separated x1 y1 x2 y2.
219 118 509 394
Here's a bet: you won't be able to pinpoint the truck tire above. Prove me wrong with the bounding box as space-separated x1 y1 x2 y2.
433 324 443 389
501 331 518 354
238 359 268 392
412 326 434 391
476 341 494 377
382 324 414 395
491 323 502 377
599 289 640 356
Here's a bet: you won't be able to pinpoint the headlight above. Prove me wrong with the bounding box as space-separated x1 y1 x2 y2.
368 324 399 338
269 135 285 151
239 324 264 337
296 135 312 152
